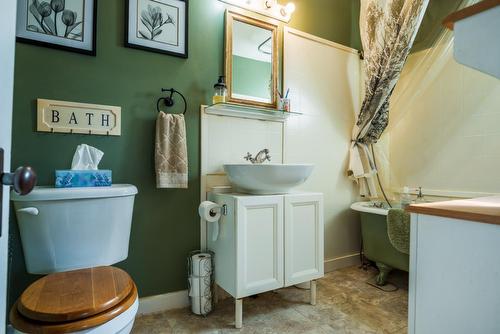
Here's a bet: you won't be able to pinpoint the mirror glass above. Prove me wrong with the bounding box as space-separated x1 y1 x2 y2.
232 21 273 103
226 12 278 108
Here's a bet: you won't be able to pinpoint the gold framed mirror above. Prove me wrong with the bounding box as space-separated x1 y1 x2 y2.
225 10 280 108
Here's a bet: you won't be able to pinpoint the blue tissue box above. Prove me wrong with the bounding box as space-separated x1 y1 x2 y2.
55 170 112 188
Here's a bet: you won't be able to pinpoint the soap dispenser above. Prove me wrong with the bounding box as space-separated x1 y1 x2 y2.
212 76 227 104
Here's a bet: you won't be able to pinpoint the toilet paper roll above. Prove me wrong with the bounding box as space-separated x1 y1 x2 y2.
198 201 221 222
191 295 213 315
189 273 213 315
191 253 212 277
188 275 212 297
199 201 222 241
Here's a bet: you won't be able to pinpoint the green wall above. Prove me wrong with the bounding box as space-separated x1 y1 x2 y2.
232 55 272 100
289 0 361 49
350 0 463 53
8 0 360 311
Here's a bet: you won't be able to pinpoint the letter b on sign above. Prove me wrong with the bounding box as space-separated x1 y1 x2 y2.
52 110 60 123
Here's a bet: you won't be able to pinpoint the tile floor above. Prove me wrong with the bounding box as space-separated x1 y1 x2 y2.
132 265 408 334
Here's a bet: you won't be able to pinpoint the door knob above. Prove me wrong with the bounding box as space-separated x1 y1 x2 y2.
1 166 37 195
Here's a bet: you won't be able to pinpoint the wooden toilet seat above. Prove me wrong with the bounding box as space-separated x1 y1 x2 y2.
10 266 138 334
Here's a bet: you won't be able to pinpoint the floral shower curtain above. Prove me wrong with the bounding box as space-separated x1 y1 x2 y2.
348 0 429 198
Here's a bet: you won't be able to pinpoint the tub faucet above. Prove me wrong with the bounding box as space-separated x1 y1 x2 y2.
244 149 271 164
416 186 426 202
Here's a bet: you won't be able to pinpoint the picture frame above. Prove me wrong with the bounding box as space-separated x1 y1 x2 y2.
16 0 97 56
125 0 188 58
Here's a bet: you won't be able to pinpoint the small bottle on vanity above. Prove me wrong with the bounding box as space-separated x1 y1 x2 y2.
212 76 227 104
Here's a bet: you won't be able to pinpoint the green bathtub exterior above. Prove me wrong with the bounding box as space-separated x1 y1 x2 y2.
360 211 409 285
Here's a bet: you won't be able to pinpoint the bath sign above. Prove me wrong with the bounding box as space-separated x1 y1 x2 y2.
37 99 121 136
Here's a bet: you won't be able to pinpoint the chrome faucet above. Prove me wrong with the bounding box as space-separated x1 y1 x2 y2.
416 186 426 202
244 149 271 164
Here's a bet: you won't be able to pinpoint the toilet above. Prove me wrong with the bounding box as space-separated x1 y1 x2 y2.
9 185 139 334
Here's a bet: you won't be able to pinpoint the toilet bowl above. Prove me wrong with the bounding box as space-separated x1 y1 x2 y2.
10 185 139 334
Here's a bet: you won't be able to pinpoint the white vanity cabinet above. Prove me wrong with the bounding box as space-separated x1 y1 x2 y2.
407 197 500 334
284 194 324 286
235 195 284 297
207 192 324 328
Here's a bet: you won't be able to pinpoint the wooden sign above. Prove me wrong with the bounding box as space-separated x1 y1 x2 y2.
37 99 121 136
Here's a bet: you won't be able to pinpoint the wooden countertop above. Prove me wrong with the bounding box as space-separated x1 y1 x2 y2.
443 0 500 30
407 196 500 225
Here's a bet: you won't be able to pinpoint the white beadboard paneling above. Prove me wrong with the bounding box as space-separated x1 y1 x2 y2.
203 113 283 174
283 27 362 262
200 106 284 249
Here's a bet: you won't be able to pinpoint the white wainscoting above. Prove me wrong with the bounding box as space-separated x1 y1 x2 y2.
283 27 363 264
200 105 285 249
200 27 363 270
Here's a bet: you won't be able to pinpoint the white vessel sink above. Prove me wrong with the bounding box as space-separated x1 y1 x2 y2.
223 163 314 195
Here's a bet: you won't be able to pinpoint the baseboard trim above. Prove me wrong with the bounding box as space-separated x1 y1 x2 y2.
138 289 189 315
137 254 360 315
324 253 361 273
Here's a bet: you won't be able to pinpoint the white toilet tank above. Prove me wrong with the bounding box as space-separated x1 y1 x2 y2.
11 184 138 274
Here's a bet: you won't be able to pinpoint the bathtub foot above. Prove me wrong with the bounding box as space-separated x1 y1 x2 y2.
375 262 393 286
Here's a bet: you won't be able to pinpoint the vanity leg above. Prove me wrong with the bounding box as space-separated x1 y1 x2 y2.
310 280 317 306
235 298 243 329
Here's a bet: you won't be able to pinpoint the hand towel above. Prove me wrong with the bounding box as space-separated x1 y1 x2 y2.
387 208 410 254
155 112 188 188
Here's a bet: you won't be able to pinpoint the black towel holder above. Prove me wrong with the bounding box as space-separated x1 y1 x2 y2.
156 88 187 115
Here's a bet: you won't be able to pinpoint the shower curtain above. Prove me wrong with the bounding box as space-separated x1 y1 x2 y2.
348 0 429 197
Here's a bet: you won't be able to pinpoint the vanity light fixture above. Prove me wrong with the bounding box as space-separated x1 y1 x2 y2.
265 0 276 9
219 0 295 22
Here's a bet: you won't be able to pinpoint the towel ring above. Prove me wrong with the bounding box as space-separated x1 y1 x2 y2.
156 88 187 115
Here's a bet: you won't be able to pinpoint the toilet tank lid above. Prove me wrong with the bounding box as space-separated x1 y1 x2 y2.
11 184 138 202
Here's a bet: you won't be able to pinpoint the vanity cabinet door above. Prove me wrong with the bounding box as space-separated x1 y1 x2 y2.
284 193 324 286
236 196 284 298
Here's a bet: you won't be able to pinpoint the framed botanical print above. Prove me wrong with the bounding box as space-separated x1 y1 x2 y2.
16 0 97 56
125 0 188 58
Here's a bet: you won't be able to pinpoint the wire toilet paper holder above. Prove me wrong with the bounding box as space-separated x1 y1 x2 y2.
187 250 215 316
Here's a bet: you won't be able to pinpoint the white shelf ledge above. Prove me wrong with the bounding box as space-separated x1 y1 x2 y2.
203 103 301 121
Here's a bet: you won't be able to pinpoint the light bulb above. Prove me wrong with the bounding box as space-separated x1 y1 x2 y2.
285 2 295 14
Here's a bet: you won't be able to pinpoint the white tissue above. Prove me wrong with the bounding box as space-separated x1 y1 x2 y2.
198 201 221 241
71 144 103 170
